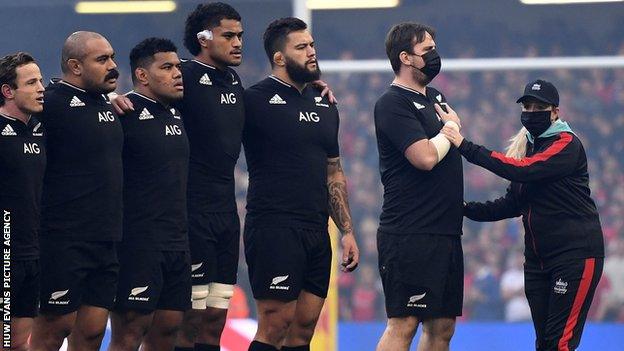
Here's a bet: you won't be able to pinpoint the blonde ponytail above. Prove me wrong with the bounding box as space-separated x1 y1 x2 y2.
505 127 528 160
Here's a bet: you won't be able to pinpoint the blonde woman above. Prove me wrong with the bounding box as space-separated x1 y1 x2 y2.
438 79 604 351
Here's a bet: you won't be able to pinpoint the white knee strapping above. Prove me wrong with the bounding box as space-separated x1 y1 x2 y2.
205 283 234 309
192 284 209 310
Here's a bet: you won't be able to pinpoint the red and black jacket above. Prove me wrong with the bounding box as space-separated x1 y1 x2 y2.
460 132 604 267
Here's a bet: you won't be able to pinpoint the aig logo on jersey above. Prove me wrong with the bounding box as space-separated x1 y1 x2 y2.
165 124 182 136
24 142 41 154
299 111 319 123
220 93 237 104
98 111 115 123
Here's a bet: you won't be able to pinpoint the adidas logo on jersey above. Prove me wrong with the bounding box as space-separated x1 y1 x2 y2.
1 124 16 136
199 73 212 85
269 94 286 105
70 96 85 107
138 108 154 120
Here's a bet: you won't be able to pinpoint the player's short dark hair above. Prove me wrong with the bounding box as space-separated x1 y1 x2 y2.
129 37 177 83
263 17 307 67
0 52 36 106
184 2 242 56
385 22 435 74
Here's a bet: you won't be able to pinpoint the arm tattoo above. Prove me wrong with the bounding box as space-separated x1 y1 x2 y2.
328 159 353 235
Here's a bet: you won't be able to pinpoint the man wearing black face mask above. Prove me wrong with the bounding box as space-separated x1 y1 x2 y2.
31 31 124 351
441 79 604 351
374 23 463 351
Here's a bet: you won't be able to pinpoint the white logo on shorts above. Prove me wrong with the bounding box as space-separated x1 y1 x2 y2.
191 263 203 272
554 279 568 295
270 275 290 290
49 289 70 305
407 292 427 308
129 286 150 301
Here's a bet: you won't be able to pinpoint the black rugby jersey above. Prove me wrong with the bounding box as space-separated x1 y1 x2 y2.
120 92 189 251
179 60 245 212
374 84 463 236
0 114 46 260
37 79 123 241
243 76 340 229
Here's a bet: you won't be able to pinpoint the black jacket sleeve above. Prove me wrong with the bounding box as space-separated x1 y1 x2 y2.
457 132 579 183
464 184 522 222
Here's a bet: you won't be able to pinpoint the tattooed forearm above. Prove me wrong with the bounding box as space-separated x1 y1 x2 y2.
328 159 353 235
327 158 342 171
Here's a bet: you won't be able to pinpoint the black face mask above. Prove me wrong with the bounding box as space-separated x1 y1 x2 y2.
416 49 441 84
521 110 552 137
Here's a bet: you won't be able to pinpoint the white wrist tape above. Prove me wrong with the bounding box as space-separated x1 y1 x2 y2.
430 133 451 162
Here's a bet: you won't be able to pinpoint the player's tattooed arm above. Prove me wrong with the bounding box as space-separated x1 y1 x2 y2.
327 157 353 235
327 157 360 272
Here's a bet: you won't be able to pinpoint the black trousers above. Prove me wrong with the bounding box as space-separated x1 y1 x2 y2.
524 257 603 351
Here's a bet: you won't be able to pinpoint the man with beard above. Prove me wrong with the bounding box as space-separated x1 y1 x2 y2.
373 23 463 351
30 31 123 351
242 17 359 351
107 38 190 351
0 52 46 351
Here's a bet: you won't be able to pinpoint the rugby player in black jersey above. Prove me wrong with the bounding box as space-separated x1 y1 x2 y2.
175 9 246 350
113 5 245 351
0 52 45 351
107 38 190 351
242 18 359 351
30 31 123 351
109 5 336 351
373 23 463 351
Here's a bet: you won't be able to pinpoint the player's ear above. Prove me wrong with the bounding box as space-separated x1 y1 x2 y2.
66 58 82 76
198 37 209 49
551 106 560 121
1 84 15 100
134 67 149 86
273 51 285 67
399 51 411 67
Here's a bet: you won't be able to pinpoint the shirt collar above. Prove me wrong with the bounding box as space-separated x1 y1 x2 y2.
391 83 426 96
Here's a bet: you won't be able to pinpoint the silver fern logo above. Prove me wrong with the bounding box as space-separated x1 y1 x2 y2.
407 292 427 308
48 289 70 305
129 286 150 301
50 290 69 300
270 275 290 290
